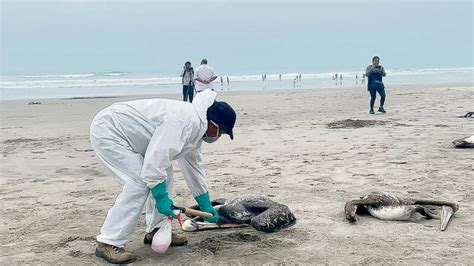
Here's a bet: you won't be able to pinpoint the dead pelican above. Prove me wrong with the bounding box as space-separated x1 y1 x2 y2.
462 112 473 118
185 196 296 233
344 191 458 231
453 135 474 148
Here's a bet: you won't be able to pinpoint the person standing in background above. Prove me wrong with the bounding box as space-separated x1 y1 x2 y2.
194 59 217 92
180 61 194 102
366 56 387 114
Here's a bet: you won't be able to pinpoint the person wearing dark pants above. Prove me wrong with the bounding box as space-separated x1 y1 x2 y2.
368 86 385 113
181 61 195 102
366 56 387 114
183 84 194 102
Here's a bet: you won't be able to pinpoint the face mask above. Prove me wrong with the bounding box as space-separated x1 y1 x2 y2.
203 120 220 143
202 135 220 143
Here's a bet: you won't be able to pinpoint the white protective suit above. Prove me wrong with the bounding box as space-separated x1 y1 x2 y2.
90 89 217 247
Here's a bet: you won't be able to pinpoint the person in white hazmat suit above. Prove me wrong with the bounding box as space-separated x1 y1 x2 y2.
90 89 236 264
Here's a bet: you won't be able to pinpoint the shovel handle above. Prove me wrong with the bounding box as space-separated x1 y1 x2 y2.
172 205 213 218
184 208 213 218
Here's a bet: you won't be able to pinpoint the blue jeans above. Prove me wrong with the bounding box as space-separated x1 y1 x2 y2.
183 85 194 102
368 83 386 110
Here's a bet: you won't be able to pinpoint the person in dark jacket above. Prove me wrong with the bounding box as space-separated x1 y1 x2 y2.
366 56 387 114
181 61 195 102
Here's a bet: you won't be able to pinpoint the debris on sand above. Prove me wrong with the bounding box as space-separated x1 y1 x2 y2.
197 232 261 255
327 119 387 129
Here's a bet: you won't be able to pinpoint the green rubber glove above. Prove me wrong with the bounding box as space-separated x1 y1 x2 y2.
194 192 219 223
150 182 177 219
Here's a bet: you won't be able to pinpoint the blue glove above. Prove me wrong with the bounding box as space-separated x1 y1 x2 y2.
150 182 177 219
194 192 219 223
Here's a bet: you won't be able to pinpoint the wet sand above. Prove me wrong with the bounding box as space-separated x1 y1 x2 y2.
0 84 473 264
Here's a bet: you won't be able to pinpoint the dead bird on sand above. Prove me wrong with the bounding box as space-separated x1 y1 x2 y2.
184 196 296 233
459 112 473 118
452 135 474 148
345 191 458 231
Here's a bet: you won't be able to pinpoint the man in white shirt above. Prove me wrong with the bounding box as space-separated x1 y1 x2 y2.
194 59 217 92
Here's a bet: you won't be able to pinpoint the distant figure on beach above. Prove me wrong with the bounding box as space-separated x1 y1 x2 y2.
366 56 387 114
180 61 194 102
194 59 217 92
355 74 358 85
220 76 223 87
279 74 282 82
339 74 343 80
226 76 229 86
335 73 338 80
362 73 366 85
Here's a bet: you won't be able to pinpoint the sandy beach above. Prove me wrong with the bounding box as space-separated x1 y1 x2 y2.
0 84 473 264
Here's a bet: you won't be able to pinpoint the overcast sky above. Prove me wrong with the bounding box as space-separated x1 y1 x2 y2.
1 1 473 75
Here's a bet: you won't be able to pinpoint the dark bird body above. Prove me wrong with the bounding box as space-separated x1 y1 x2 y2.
189 196 296 233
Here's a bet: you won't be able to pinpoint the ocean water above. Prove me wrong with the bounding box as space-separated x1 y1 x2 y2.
0 67 473 100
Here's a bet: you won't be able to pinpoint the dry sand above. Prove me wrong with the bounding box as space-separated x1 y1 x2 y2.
1 85 473 264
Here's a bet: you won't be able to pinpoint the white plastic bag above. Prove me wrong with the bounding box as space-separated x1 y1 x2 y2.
151 218 172 253
151 210 180 254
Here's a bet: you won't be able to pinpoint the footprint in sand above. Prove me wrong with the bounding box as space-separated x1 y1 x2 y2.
73 148 94 152
196 232 261 255
77 168 105 177
55 168 70 174
69 189 104 197
54 236 96 258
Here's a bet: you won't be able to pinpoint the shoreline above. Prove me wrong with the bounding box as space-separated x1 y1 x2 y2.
1 81 472 103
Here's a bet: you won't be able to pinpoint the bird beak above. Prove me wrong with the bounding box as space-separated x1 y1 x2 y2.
440 206 454 231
